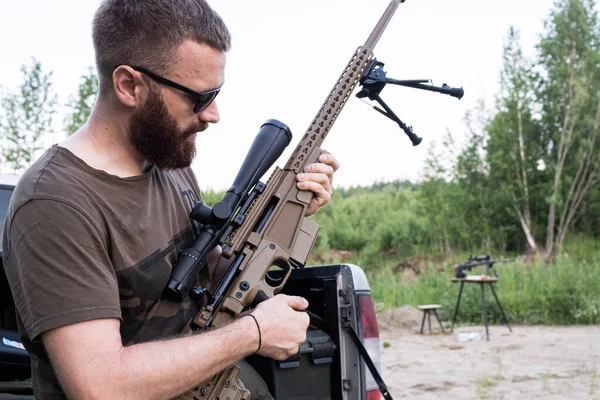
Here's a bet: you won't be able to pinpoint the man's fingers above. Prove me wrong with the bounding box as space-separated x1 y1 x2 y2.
303 163 334 176
296 172 332 192
296 180 331 204
295 152 338 217
301 311 310 328
303 163 335 186
286 295 309 310
318 153 340 172
297 179 331 216
207 245 223 278
207 245 222 263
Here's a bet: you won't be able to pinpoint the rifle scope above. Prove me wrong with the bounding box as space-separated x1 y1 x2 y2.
468 254 490 262
164 120 293 302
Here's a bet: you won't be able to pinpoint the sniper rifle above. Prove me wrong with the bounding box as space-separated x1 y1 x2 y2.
454 255 516 278
166 1 464 398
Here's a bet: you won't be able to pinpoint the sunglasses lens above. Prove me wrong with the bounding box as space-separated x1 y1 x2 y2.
194 90 219 113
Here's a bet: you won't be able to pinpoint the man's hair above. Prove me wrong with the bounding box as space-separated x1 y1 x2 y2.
92 0 231 94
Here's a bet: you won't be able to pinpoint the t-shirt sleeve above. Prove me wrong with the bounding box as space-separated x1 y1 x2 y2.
5 199 122 340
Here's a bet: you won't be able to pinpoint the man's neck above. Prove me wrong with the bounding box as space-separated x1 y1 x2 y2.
60 100 147 178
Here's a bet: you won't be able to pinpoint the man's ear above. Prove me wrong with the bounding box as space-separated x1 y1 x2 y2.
112 66 145 108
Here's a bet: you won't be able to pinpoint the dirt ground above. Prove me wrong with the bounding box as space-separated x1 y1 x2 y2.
378 306 600 399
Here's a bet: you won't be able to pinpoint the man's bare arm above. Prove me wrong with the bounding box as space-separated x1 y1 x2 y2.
43 294 309 400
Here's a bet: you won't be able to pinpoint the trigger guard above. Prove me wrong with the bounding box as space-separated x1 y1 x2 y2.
265 259 292 288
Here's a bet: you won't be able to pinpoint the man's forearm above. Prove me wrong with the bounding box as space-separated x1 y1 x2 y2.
118 316 258 400
55 316 258 400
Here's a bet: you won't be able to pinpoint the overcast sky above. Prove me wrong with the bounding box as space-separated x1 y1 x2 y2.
1 0 597 191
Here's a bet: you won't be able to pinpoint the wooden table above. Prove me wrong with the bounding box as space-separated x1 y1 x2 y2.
450 276 512 340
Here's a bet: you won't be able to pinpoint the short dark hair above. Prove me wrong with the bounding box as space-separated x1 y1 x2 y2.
92 0 231 94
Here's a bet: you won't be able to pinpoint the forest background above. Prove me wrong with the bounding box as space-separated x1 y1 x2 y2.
2 0 599 326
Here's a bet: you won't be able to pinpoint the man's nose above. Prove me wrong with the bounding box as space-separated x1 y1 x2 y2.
198 100 220 124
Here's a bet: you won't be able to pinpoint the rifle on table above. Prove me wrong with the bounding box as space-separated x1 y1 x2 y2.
454 254 515 279
166 1 463 399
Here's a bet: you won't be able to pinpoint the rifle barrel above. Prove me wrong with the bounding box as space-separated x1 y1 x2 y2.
365 0 403 48
284 0 403 173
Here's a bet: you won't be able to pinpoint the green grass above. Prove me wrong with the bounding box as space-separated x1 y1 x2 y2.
540 367 553 391
475 375 503 399
308 234 600 325
367 248 600 325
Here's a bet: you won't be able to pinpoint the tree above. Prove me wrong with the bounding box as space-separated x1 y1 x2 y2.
486 27 545 252
537 0 600 256
454 101 496 250
64 67 99 136
0 58 57 173
419 131 459 253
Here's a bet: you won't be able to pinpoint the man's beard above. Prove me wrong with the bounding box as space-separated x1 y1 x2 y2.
128 87 206 169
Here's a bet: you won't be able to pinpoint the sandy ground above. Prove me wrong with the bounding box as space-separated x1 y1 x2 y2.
378 307 600 400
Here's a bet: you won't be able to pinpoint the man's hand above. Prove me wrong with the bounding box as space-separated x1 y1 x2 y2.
207 245 224 284
296 152 340 216
250 294 310 360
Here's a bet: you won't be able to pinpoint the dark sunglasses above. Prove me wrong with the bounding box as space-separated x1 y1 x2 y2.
131 66 223 113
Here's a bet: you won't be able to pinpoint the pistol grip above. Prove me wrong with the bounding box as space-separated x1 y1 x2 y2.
251 290 269 308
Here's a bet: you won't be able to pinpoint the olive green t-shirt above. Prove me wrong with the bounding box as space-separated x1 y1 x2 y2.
2 145 206 398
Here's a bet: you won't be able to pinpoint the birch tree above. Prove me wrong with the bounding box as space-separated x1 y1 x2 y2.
0 58 57 173
64 67 99 136
486 27 545 252
538 0 600 256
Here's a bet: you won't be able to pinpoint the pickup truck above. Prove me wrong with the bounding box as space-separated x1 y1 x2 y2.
0 175 387 400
